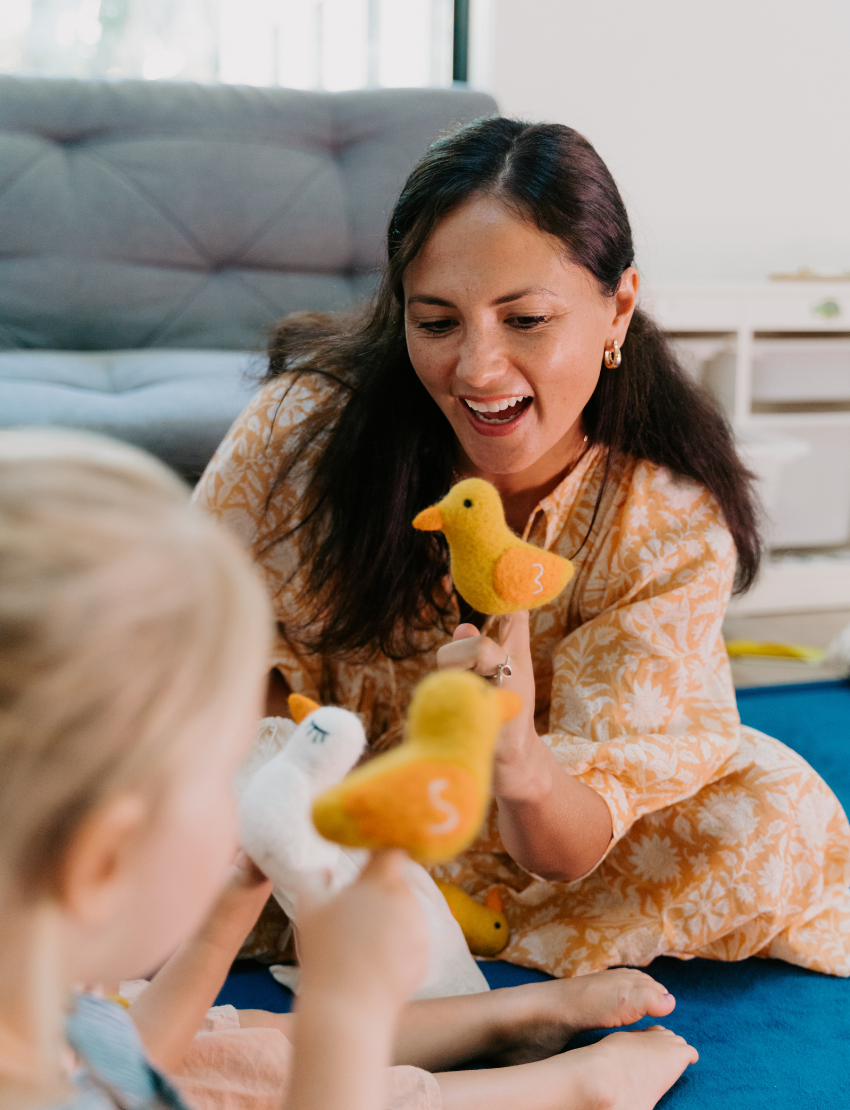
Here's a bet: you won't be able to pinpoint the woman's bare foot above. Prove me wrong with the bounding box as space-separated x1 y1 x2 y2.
488 968 676 1065
437 1025 697 1110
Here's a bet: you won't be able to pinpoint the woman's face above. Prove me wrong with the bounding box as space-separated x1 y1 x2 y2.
404 195 638 487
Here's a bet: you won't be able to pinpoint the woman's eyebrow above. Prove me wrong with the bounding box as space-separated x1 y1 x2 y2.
492 287 556 305
406 287 557 309
407 294 455 307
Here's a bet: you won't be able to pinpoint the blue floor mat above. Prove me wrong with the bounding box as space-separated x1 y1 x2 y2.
218 681 850 1108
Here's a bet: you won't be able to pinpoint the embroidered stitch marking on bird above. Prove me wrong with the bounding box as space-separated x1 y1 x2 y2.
412 477 574 615
427 779 461 835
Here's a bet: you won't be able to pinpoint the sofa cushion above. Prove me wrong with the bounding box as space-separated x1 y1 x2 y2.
0 349 262 478
0 80 497 352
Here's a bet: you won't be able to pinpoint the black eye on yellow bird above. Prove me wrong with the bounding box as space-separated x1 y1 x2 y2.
463 499 472 507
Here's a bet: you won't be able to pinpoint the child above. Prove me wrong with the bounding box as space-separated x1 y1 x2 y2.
0 428 697 1110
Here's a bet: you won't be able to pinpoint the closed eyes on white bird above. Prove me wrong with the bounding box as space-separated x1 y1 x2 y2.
307 723 329 744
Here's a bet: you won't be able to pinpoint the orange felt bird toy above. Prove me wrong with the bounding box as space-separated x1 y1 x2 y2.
311 669 521 865
412 478 573 615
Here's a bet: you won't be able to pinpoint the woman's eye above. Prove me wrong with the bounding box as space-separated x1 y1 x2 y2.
509 315 549 330
415 319 457 335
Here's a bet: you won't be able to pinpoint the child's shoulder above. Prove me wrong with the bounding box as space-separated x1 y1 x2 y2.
63 994 188 1110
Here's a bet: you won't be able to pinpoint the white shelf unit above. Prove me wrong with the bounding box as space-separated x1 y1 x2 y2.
644 282 850 615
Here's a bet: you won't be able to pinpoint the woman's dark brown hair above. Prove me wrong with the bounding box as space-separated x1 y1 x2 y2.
262 117 760 659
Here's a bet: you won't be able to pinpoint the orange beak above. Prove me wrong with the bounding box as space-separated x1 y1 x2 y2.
412 504 445 532
496 688 523 721
288 692 321 723
484 887 504 914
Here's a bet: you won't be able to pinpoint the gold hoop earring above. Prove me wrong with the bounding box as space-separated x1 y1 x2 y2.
603 340 622 369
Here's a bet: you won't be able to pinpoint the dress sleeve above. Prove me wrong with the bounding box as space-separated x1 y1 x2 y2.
542 462 742 859
193 372 336 554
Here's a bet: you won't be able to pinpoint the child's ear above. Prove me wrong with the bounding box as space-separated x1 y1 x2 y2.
59 792 148 925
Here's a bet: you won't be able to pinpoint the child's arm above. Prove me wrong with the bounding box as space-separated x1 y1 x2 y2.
288 850 428 1110
129 852 273 1071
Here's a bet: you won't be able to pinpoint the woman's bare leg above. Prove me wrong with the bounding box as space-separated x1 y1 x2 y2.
235 968 678 1075
436 1026 698 1110
392 968 675 1070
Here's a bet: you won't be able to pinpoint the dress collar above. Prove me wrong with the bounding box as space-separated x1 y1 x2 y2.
520 445 604 549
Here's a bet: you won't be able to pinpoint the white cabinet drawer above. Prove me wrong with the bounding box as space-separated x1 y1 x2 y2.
753 415 850 547
648 283 850 333
752 338 850 402
745 294 848 329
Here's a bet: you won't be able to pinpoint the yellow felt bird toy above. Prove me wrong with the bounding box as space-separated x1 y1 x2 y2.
434 881 510 957
412 478 573 616
312 669 521 864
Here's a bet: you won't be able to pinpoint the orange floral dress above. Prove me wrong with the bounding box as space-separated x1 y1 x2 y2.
194 373 850 978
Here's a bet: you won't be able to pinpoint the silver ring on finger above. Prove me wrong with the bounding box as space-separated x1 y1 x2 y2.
495 655 512 687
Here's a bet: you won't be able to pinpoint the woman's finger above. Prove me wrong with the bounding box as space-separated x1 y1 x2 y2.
498 611 532 662
453 622 481 642
436 630 508 677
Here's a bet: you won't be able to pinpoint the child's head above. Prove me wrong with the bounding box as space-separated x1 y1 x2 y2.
0 430 271 985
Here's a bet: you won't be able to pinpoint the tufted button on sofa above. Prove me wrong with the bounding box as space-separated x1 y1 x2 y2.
0 77 496 477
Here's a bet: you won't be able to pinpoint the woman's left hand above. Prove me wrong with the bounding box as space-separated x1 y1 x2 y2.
436 611 537 775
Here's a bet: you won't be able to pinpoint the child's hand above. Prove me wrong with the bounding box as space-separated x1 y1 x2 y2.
194 850 273 952
228 849 274 901
297 850 428 1014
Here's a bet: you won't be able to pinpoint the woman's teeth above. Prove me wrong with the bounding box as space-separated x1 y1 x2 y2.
463 396 530 423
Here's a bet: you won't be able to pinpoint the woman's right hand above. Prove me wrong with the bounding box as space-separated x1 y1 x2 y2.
297 850 429 1014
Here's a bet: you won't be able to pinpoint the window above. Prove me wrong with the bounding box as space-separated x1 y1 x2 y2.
0 0 463 89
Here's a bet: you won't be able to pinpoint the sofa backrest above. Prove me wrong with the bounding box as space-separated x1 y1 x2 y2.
0 78 496 352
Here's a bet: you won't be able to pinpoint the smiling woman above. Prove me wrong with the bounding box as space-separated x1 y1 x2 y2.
194 118 850 981
403 196 638 532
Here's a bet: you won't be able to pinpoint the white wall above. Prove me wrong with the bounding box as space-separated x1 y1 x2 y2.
473 0 850 285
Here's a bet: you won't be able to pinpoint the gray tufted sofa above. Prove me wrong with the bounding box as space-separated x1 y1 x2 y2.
0 77 496 477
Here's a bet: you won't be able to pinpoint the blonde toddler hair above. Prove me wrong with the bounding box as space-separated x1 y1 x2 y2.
0 429 271 900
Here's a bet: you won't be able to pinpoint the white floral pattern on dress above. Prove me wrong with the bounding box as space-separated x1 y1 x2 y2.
194 373 850 978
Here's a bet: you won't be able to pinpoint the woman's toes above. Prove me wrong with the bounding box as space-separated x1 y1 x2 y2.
644 985 676 1017
623 981 676 1023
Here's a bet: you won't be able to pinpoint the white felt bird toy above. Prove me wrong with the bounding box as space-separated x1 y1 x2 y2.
238 694 489 1000
239 695 367 917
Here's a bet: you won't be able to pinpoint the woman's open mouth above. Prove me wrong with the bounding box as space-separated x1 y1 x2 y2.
460 395 533 436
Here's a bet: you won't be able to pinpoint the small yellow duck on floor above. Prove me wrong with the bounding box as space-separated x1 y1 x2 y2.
434 881 509 957
412 477 573 616
312 669 521 864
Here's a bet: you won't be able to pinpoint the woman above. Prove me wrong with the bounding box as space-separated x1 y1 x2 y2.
195 118 850 978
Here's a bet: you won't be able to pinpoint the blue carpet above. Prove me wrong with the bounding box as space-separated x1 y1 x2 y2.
218 681 850 1108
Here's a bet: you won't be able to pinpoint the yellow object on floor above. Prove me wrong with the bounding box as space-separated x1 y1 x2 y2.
725 639 825 663
434 881 509 957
